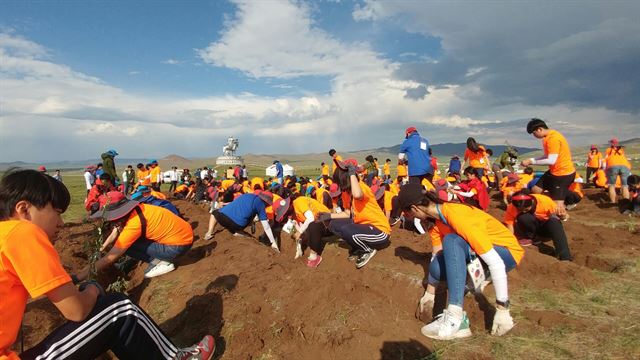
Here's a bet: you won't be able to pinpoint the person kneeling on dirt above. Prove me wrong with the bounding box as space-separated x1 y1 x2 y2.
324 159 391 269
77 191 194 280
131 185 180 216
0 169 214 360
85 173 116 213
503 190 572 261
398 182 523 340
624 175 640 215
203 192 280 253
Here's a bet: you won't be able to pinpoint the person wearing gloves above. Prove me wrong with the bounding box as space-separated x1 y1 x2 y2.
503 190 572 260
77 191 194 279
0 169 215 360
324 159 391 269
399 126 434 184
203 192 280 253
520 118 575 219
398 182 523 340
272 193 333 268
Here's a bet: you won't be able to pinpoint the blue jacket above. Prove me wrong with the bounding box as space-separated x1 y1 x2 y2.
399 132 433 176
275 162 284 179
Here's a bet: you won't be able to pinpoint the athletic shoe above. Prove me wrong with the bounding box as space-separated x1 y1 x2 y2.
356 249 377 269
175 335 215 360
390 217 402 226
421 310 472 340
518 238 533 247
306 256 322 268
347 250 363 262
233 231 249 238
203 232 214 241
144 260 175 278
566 204 577 211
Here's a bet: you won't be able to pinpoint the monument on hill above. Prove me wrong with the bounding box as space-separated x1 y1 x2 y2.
216 136 244 166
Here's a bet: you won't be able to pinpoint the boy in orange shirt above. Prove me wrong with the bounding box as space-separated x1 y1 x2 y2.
504 190 572 260
585 145 602 186
521 118 575 219
0 169 214 360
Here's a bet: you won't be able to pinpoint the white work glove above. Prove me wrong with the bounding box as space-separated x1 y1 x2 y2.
491 308 514 336
414 291 435 321
271 243 281 254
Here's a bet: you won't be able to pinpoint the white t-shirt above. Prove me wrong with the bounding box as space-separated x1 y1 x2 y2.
170 170 179 181
84 171 94 190
201 170 208 180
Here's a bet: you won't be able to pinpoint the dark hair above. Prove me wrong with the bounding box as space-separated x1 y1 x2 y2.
486 149 493 156
524 167 534 175
463 166 479 177
386 158 391 162
97 163 103 167
365 155 374 162
99 173 113 182
332 166 351 192
0 168 70 219
137 163 144 169
466 137 480 152
329 149 336 156
526 118 548 134
627 175 640 188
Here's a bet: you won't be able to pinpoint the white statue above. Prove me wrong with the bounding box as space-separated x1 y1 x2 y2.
222 137 239 156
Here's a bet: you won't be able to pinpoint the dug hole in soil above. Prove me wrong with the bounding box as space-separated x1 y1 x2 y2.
19 188 640 359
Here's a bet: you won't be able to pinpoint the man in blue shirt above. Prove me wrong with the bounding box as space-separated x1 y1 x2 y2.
274 160 284 184
203 193 279 252
399 126 434 184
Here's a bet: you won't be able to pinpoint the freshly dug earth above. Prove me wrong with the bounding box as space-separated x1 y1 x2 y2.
18 188 640 359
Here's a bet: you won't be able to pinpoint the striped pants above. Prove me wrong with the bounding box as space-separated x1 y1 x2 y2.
329 219 390 254
22 293 178 360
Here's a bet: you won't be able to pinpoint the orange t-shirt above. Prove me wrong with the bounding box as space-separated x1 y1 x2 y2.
115 204 193 250
332 155 343 173
543 130 575 176
429 203 524 264
383 191 394 213
518 173 534 188
175 184 188 193
150 166 161 183
503 194 557 225
569 181 583 198
150 190 166 200
137 169 151 186
383 163 390 176
221 179 235 191
351 182 391 234
605 147 631 168
397 164 408 177
464 146 488 169
1 221 71 359
321 164 329 176
292 197 330 223
586 151 602 168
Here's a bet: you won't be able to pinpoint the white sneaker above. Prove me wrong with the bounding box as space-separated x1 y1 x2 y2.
566 204 577 211
421 310 472 340
294 240 303 259
144 260 175 278
204 232 214 241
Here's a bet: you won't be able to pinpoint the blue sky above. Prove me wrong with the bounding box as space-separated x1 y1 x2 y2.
1 0 638 162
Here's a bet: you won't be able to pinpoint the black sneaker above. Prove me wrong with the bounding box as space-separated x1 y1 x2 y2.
356 249 377 269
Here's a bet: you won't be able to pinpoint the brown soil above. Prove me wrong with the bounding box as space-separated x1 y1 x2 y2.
17 187 640 359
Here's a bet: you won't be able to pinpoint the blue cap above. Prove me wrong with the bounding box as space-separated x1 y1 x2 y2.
107 149 118 156
305 186 314 196
137 185 150 192
130 191 144 200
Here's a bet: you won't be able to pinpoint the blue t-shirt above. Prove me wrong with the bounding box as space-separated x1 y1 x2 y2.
219 193 268 227
399 133 433 176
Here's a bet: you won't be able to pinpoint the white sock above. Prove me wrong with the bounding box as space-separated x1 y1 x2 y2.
308 252 318 260
423 291 435 302
447 304 464 318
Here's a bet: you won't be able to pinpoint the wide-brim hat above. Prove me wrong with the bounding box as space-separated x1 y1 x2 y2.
371 185 385 201
334 158 364 173
91 191 139 221
273 197 291 222
255 190 274 205
507 173 521 184
329 183 341 197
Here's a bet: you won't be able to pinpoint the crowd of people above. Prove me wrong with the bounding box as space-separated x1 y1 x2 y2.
1 118 636 358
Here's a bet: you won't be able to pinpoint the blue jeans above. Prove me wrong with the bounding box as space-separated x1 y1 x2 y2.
428 234 516 306
125 238 192 263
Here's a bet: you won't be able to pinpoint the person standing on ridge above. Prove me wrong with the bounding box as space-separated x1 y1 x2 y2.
585 145 602 186
399 126 434 185
520 118 575 219
101 149 119 185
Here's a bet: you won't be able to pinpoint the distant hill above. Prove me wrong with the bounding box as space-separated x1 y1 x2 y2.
363 142 538 158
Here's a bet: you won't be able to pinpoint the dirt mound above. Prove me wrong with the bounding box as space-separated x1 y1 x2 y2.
17 186 640 359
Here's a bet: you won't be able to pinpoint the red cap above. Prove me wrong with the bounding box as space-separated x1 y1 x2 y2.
405 126 417 138
334 158 363 173
610 137 619 146
590 144 597 150
507 173 521 184
273 197 291 222
329 183 341 198
38 166 47 172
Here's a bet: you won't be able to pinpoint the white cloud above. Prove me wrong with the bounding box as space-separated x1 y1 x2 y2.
161 59 181 65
